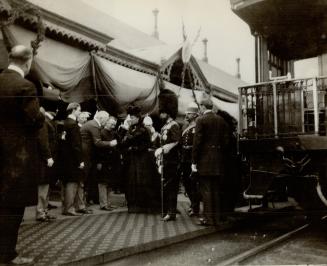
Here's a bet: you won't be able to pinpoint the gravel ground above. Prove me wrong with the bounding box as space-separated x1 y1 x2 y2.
242 217 327 265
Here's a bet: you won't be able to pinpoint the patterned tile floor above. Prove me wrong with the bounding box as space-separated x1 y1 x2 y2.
18 194 215 266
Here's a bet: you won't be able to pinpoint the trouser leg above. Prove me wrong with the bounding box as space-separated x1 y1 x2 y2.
199 176 221 224
36 184 49 219
0 206 25 263
74 182 86 211
181 163 200 213
98 183 108 209
107 185 112 207
63 182 78 214
164 164 180 217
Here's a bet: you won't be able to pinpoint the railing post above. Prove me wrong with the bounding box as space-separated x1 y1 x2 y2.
273 82 278 137
238 87 243 136
300 88 305 133
312 77 319 135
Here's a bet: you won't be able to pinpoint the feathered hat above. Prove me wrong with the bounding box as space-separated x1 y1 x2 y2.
158 89 178 119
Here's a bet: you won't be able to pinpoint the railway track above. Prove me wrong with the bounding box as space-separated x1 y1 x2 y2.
217 215 327 266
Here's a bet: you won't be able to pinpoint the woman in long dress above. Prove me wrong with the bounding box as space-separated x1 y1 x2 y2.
120 106 161 213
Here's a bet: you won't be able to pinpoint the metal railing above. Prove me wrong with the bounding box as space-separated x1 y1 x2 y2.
239 76 327 139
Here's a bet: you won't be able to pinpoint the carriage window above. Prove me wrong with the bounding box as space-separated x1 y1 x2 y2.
239 76 327 138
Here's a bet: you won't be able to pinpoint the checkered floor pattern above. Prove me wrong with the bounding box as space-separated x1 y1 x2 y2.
17 201 205 266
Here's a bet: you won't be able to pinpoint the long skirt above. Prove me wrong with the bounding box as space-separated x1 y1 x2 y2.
125 150 161 213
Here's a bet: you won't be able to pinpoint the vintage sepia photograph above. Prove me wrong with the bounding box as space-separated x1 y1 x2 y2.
0 0 326 265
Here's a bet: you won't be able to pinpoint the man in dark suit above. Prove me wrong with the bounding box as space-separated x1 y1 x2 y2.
61 102 85 216
0 45 45 265
80 111 115 205
192 97 229 226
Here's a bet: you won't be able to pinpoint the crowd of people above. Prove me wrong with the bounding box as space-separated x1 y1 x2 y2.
0 45 238 265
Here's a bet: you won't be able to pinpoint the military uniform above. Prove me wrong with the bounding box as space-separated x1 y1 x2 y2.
180 122 200 214
160 118 181 218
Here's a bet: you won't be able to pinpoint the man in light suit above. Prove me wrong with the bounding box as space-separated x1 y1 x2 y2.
192 97 229 226
0 45 45 265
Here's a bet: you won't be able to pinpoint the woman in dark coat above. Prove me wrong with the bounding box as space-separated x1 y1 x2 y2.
120 106 161 213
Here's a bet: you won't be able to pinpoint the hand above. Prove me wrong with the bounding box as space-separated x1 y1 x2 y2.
191 164 198 172
79 162 85 169
39 106 46 115
110 139 118 147
47 158 54 167
154 148 163 158
97 163 102 171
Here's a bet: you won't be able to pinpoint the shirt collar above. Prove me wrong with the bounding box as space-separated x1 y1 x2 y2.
68 114 77 121
204 110 213 115
94 118 101 127
8 64 24 78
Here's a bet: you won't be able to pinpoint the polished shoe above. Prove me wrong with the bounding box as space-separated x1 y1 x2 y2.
197 218 210 226
11 256 34 265
36 216 48 222
100 206 114 211
162 214 176 222
188 210 199 217
47 203 58 209
77 208 93 214
62 212 81 216
46 214 57 220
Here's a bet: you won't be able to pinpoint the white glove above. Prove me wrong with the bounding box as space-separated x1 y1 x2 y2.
154 148 163 158
47 158 54 167
79 162 85 169
158 165 163 175
191 164 198 172
110 139 118 147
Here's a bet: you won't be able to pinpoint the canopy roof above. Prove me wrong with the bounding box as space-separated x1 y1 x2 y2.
230 0 327 60
27 0 165 50
125 44 245 101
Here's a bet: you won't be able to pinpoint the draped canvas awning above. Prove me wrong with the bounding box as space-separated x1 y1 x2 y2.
1 24 238 120
164 82 239 120
93 55 158 112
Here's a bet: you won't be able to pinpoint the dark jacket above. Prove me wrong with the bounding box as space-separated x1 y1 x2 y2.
80 119 113 171
192 111 229 176
0 69 45 207
160 119 181 165
37 117 58 185
61 117 83 183
97 128 122 184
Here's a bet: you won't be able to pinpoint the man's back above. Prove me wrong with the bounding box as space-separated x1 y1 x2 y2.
192 111 229 176
0 69 43 132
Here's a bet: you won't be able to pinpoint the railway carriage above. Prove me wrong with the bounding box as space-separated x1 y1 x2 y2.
230 0 327 212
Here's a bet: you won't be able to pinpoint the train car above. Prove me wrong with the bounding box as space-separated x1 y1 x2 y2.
229 0 327 212
238 76 327 211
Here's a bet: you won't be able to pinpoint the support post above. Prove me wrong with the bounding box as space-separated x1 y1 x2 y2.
312 78 319 135
273 82 278 137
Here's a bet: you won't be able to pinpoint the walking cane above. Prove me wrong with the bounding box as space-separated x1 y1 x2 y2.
159 152 164 218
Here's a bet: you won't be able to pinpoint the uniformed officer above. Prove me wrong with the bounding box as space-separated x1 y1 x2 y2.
180 102 201 217
155 89 181 221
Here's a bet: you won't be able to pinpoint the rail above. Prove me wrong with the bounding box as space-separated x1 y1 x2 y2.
239 76 327 139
